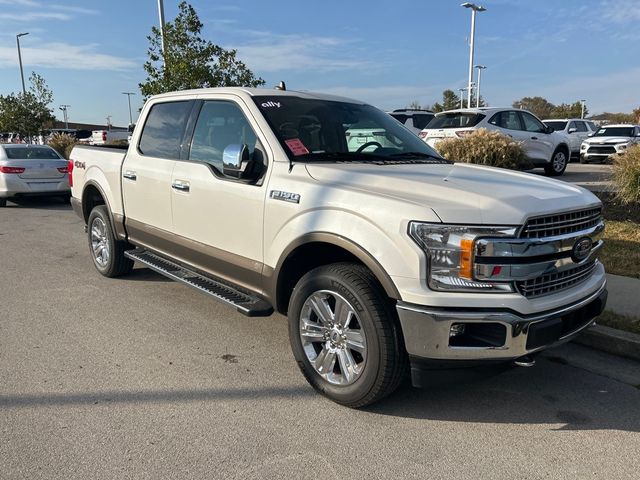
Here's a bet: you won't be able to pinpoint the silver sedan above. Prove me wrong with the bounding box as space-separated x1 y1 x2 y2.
0 144 70 207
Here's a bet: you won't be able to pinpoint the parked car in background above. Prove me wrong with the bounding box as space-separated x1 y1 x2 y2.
90 129 130 145
580 124 640 163
542 118 598 161
0 144 70 206
389 109 435 134
420 107 572 176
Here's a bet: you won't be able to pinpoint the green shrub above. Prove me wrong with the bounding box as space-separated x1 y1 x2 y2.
434 128 530 170
47 132 77 159
611 144 640 204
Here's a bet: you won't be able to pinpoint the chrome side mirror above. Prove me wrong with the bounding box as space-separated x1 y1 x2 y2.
222 144 250 178
568 127 577 134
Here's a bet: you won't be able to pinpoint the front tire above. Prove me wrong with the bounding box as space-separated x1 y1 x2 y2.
545 148 568 176
87 205 133 277
288 263 406 407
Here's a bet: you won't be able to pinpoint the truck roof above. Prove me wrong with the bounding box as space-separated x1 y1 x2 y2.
150 87 365 106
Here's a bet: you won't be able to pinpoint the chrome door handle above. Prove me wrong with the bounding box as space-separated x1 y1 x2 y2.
531 136 538 140
123 170 137 181
171 180 190 192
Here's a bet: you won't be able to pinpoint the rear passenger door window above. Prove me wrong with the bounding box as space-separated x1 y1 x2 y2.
490 111 522 131
575 121 588 132
189 101 263 177
138 101 192 159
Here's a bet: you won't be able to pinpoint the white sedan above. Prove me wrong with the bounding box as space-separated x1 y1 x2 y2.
0 144 70 207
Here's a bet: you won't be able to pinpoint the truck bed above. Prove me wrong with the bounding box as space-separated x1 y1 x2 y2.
69 144 128 217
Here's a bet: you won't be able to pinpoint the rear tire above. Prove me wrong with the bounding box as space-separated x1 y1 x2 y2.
87 205 133 277
288 263 406 408
544 148 568 176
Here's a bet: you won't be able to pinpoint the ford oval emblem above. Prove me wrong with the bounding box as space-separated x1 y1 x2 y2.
571 237 593 263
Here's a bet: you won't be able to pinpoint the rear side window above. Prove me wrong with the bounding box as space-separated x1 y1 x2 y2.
428 113 486 129
390 114 408 124
489 111 522 130
412 114 434 130
138 101 192 159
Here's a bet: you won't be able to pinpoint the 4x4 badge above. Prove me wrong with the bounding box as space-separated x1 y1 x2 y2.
270 190 300 204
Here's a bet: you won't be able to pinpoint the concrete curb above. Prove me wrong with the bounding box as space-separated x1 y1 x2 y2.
574 325 640 362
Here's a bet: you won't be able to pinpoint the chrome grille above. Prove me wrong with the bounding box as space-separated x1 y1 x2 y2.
516 261 597 298
521 207 602 239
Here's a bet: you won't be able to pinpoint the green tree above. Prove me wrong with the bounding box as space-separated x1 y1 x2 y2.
0 72 55 138
512 96 555 119
551 101 587 119
140 1 264 99
432 89 462 112
633 107 640 124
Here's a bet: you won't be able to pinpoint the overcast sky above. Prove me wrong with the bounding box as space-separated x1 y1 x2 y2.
0 0 638 126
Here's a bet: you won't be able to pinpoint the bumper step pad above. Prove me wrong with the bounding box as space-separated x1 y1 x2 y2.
124 249 273 317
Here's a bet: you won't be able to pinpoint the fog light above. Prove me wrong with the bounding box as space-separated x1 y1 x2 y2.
449 323 466 337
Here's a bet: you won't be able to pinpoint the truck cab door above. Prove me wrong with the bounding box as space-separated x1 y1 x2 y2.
169 98 269 293
122 100 193 248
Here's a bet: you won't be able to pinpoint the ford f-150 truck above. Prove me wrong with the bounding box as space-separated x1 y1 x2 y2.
69 87 607 407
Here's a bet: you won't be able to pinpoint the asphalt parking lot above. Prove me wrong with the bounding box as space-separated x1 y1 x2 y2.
539 162 613 191
1 199 639 480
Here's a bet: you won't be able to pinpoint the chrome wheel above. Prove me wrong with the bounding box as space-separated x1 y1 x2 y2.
553 151 567 172
299 290 367 386
90 217 110 268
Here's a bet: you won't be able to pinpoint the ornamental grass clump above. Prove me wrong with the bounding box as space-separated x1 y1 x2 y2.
434 128 530 170
611 144 640 205
47 132 77 159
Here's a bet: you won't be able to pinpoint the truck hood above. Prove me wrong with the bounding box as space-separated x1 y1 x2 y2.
305 162 600 225
584 136 632 145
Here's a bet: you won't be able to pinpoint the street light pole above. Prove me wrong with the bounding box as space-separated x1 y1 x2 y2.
462 3 486 110
459 88 466 109
475 65 486 107
580 99 586 119
106 115 112 131
59 105 70 129
157 0 167 64
122 92 136 125
16 32 29 95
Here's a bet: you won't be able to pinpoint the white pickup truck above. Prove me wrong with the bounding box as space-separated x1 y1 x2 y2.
69 87 607 407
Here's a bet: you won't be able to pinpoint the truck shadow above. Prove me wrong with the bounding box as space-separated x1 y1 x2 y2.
365 356 640 432
4 197 71 211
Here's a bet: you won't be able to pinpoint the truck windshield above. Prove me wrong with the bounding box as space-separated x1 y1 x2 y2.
253 95 446 163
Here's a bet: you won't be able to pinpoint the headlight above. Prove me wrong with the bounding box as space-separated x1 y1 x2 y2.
580 143 588 150
409 222 515 293
617 143 629 151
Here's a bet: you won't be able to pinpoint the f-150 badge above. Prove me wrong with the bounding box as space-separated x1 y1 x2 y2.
270 190 300 204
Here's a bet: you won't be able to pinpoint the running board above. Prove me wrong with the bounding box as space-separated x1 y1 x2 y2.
125 249 273 317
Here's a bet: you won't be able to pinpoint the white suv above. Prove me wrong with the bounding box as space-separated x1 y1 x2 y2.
580 124 640 163
542 119 598 160
420 107 572 176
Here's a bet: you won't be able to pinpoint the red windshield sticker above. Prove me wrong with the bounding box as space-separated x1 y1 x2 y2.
285 138 309 156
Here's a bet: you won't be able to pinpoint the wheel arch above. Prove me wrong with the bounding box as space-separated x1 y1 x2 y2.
81 181 127 240
269 232 401 314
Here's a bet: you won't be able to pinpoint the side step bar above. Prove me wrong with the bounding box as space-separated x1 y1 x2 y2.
124 249 273 317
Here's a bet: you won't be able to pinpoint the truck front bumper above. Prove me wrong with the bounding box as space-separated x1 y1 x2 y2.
396 283 607 387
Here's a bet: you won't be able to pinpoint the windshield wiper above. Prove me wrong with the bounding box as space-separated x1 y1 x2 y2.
296 151 390 163
387 152 450 163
